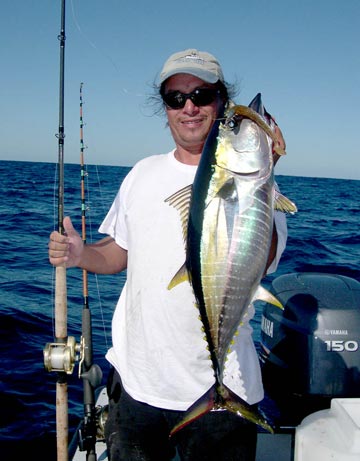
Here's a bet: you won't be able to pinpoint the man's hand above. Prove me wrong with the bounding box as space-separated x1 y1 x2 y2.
48 216 83 268
273 125 286 166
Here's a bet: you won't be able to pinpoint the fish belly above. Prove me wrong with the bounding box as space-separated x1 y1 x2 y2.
201 180 274 373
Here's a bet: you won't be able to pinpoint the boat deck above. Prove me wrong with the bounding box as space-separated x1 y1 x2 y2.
256 430 294 461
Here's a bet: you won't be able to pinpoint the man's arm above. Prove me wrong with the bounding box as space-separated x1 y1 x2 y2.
48 216 127 274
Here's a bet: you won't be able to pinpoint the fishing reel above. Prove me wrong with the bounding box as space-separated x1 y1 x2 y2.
44 336 103 387
43 336 79 374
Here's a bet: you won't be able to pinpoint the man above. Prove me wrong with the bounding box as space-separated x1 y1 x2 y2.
49 49 287 461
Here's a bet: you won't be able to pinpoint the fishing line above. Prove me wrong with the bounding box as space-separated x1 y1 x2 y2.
79 85 110 352
84 165 110 352
50 162 59 340
69 0 144 98
82 165 110 352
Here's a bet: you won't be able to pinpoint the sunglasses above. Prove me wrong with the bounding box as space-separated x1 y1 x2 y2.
162 88 220 110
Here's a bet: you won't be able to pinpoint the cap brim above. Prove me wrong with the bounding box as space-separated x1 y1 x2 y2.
159 68 220 85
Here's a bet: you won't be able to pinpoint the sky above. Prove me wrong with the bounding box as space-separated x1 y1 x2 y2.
1 0 359 180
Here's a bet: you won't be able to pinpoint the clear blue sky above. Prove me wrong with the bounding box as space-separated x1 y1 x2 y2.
1 0 359 179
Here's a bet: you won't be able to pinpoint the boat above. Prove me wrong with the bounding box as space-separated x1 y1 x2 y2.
70 271 360 461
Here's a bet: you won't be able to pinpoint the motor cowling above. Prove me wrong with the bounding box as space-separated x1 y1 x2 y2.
259 272 360 425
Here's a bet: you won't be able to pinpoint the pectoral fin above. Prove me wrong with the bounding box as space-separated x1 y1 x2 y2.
274 190 297 214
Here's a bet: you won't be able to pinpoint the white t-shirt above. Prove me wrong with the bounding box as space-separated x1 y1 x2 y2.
99 150 287 411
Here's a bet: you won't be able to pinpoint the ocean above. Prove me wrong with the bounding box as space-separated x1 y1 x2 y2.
0 160 359 459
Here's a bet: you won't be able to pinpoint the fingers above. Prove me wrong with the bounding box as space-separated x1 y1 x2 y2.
63 216 75 236
48 217 82 267
272 152 281 166
273 125 286 166
274 125 286 151
48 231 70 266
49 230 69 247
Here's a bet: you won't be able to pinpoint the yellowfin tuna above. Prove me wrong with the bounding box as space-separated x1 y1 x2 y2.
166 94 297 435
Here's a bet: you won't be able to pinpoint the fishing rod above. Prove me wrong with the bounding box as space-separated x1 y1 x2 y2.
53 2 69 458
43 1 83 460
44 4 103 460
77 82 103 461
43 1 72 461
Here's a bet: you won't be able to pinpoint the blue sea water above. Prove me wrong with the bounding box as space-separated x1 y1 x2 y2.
0 160 359 459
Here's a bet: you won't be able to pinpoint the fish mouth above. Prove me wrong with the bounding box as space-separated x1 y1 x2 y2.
221 164 261 178
238 169 261 177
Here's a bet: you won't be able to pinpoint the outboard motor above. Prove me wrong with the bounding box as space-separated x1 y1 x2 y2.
259 272 360 426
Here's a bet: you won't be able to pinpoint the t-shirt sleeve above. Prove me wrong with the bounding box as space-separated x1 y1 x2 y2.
266 181 288 274
98 174 131 250
266 210 287 274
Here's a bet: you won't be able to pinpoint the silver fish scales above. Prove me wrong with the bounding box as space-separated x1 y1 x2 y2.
166 93 297 434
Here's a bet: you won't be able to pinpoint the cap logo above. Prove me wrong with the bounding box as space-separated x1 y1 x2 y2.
176 53 206 66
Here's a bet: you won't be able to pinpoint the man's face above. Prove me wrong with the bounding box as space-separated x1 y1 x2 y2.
163 74 223 158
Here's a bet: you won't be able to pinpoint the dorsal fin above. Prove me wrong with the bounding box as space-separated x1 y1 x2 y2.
248 93 264 116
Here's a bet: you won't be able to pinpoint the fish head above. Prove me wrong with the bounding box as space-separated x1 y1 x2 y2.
216 96 275 179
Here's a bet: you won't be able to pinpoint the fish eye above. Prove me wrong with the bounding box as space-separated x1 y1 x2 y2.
224 115 241 132
225 116 237 130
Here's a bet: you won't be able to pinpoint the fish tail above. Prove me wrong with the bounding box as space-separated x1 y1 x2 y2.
220 384 274 434
170 386 215 437
170 384 274 437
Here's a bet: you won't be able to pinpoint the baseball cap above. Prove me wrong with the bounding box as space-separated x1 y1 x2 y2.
159 49 224 85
